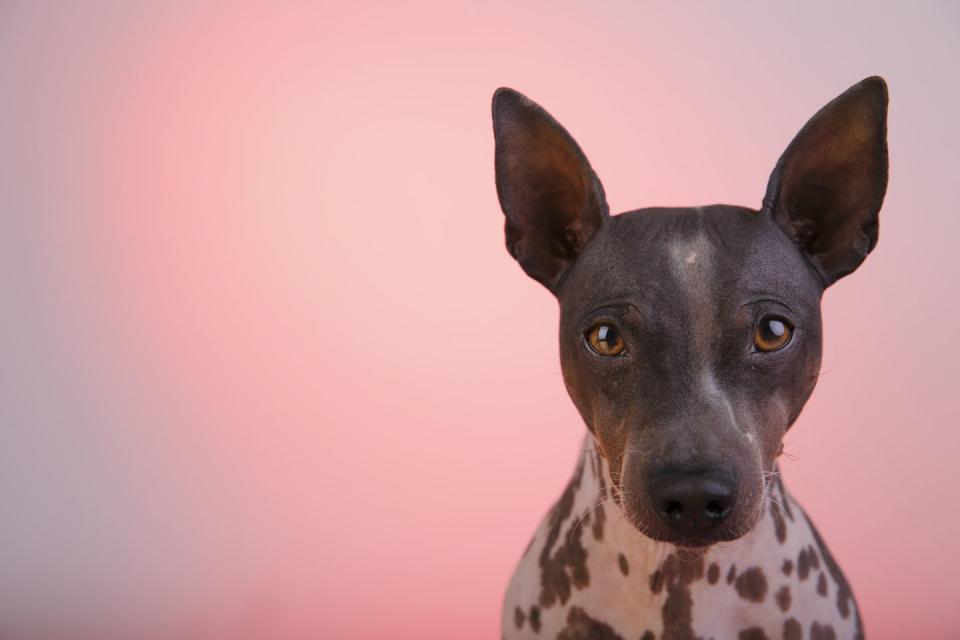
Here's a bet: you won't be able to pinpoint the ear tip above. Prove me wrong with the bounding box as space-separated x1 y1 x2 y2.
855 75 889 106
492 87 518 107
492 87 533 117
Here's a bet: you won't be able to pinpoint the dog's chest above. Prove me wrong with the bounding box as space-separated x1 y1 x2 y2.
502 454 862 640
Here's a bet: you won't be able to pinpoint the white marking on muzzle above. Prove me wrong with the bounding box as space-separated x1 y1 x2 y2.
701 370 751 440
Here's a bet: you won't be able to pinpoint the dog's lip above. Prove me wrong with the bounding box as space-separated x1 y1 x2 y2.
643 528 746 549
621 503 750 548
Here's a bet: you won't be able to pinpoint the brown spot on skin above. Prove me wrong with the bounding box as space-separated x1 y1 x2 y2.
659 552 705 640
707 563 720 585
770 498 787 544
797 548 812 581
803 512 861 637
734 567 768 603
739 628 768 640
783 618 802 640
641 632 655 640
662 579 694 640
817 573 828 597
514 606 525 629
807 545 820 570
529 606 541 633
593 502 606 541
650 569 663 594
727 564 737 585
556 606 625 640
776 585 791 612
810 622 836 640
618 553 629 576
782 559 794 577
538 460 590 607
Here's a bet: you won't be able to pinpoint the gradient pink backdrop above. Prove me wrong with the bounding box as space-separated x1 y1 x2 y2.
1 2 957 638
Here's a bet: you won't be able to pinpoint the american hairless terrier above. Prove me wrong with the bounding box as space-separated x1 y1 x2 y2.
492 77 887 640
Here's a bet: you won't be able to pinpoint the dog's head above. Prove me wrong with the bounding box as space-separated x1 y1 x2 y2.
492 78 888 548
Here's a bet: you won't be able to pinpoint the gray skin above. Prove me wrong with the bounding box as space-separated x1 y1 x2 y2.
493 79 887 557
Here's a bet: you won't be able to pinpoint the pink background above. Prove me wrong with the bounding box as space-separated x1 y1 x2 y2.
1 2 957 638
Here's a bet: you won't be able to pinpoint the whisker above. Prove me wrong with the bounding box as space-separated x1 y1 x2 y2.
780 448 799 461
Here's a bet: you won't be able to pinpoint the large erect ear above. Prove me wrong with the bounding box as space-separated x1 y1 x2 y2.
492 88 609 293
762 76 889 286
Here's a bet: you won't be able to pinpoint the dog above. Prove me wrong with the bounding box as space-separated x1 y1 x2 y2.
492 77 887 640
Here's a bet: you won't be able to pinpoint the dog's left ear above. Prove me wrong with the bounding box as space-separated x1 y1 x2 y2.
492 88 608 293
763 76 889 286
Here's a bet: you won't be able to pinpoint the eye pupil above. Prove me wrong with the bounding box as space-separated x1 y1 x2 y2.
598 325 613 343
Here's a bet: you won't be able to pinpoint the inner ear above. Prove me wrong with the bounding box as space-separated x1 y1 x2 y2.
493 88 608 293
763 77 889 286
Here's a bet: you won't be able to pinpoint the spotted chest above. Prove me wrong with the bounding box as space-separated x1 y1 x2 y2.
502 445 863 640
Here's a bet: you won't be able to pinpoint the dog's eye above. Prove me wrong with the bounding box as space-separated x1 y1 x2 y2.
754 317 793 352
586 323 626 356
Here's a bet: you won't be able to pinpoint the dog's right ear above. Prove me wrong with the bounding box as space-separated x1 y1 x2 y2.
492 88 608 293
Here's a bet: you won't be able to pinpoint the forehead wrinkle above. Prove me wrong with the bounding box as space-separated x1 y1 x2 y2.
734 215 823 307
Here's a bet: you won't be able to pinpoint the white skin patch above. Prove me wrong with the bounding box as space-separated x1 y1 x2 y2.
675 236 757 449
669 234 712 277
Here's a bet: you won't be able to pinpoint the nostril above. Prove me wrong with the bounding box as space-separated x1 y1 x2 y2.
705 500 730 520
664 501 684 521
650 470 738 533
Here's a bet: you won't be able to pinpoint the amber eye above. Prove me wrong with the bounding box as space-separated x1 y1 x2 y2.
586 323 626 356
754 317 793 352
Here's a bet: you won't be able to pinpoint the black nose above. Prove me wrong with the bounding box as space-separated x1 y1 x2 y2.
649 470 737 533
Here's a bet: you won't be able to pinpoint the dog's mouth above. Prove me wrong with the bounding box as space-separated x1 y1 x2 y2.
621 502 754 549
